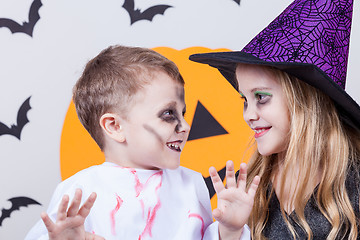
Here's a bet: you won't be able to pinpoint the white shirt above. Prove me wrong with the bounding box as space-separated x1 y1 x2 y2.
25 162 250 240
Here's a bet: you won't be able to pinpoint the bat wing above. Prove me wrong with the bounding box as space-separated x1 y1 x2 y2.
0 0 42 37
122 0 136 14
16 96 32 134
0 18 23 34
122 0 172 25
24 0 43 37
0 96 31 139
138 5 173 22
0 121 12 136
0 196 41 226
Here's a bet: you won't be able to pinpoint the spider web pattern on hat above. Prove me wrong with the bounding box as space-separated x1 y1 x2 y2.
242 0 353 89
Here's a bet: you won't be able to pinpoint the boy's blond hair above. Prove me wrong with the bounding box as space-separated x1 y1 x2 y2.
73 45 184 151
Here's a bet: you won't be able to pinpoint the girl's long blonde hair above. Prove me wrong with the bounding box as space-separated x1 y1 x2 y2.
245 67 360 239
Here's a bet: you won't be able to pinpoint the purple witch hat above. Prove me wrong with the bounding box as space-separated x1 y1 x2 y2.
190 0 359 128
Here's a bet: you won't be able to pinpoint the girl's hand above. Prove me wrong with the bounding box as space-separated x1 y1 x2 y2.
209 161 260 240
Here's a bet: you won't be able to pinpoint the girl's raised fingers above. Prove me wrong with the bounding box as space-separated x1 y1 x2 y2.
209 166 225 193
247 175 260 197
237 163 248 190
225 160 237 188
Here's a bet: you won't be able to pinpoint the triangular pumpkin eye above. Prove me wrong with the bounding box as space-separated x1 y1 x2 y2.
188 101 228 141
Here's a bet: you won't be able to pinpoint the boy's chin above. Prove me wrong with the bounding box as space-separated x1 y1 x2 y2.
166 161 181 170
167 165 180 170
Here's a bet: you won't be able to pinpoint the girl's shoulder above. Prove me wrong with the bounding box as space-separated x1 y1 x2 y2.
345 163 360 214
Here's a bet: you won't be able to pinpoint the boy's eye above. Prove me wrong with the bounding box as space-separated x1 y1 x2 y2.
164 110 173 115
161 109 176 122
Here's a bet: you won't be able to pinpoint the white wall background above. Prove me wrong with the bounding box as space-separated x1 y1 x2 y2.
0 0 358 239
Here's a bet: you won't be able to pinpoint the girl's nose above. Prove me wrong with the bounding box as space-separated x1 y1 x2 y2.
243 104 259 123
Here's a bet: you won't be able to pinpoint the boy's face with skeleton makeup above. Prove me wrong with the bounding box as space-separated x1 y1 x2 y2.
120 70 190 170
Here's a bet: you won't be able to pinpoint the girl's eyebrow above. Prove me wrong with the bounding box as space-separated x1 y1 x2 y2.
254 90 272 96
239 87 271 97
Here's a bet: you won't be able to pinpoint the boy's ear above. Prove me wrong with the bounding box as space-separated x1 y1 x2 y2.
99 113 125 143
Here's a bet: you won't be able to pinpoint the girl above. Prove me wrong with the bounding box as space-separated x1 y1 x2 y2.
190 0 360 238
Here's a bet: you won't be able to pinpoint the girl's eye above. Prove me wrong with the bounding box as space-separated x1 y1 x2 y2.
255 92 272 104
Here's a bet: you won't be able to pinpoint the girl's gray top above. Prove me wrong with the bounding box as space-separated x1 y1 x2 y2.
263 164 360 239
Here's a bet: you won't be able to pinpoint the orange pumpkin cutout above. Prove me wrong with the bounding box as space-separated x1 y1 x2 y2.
60 47 254 210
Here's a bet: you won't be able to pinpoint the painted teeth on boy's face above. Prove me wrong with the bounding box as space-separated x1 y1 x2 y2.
166 143 181 152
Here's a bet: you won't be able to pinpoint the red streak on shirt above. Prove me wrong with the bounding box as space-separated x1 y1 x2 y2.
115 166 164 239
110 194 123 236
139 172 163 239
189 213 205 239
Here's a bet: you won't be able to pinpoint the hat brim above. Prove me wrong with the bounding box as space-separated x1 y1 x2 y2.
189 51 360 129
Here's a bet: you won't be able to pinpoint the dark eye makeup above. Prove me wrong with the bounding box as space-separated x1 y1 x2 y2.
160 109 176 122
254 91 272 104
158 101 186 124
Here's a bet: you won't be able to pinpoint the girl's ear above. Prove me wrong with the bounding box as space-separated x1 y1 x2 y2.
99 113 125 143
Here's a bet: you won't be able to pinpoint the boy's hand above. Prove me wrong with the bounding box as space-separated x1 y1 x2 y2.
209 161 260 240
41 189 103 240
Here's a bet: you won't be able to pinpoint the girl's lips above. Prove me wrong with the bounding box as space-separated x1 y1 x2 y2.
253 127 271 138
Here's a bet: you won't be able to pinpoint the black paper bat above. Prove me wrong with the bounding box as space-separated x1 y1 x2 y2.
203 166 226 199
0 96 32 140
122 0 173 25
0 196 41 226
0 0 42 37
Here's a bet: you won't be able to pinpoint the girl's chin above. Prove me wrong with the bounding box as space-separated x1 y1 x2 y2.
257 147 274 156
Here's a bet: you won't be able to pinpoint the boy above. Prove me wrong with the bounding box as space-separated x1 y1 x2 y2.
25 45 259 240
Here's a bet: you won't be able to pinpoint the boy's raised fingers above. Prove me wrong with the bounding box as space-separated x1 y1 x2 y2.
67 188 82 217
225 160 237 188
40 212 54 232
78 192 97 218
209 166 225 193
56 194 70 221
